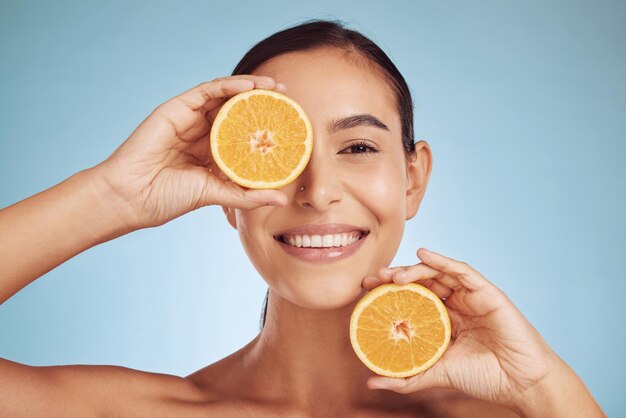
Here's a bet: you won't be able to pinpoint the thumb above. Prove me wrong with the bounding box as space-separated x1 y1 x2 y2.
367 366 448 394
201 174 288 209
240 188 289 209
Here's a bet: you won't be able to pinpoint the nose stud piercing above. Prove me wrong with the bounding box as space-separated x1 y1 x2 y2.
299 185 305 191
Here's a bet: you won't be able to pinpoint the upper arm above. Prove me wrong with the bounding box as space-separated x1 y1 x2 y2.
0 357 206 417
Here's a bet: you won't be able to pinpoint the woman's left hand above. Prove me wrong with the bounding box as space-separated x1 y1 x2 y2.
361 248 605 417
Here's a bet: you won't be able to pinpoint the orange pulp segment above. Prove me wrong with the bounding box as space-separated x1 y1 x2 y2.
350 283 451 378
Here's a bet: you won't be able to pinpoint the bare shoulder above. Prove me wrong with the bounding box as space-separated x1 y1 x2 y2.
0 357 212 417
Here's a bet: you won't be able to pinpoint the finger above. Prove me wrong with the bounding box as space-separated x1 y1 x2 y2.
152 79 253 143
156 76 281 143
240 189 289 209
181 131 212 166
392 262 461 292
175 75 278 112
419 279 453 300
361 266 409 291
201 173 288 209
391 262 439 283
361 275 383 291
416 248 489 291
361 274 396 291
214 74 281 91
367 363 450 394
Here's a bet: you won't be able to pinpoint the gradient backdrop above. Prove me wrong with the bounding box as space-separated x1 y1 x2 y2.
1 0 624 414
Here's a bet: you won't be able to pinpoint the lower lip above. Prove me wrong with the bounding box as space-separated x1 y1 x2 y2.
275 233 369 263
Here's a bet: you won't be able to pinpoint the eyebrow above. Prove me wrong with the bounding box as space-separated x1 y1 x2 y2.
328 113 390 133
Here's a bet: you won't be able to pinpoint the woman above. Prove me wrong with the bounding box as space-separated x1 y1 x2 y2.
0 20 604 417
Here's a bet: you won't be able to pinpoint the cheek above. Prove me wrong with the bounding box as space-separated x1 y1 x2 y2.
235 209 274 272
345 159 407 270
345 160 406 223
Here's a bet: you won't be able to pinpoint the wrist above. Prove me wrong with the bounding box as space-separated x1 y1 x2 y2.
511 355 605 418
78 166 138 241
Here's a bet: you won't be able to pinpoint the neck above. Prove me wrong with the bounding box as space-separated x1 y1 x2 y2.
199 288 446 415
242 288 379 409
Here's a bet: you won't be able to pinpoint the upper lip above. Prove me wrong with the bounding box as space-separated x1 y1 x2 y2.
273 223 370 238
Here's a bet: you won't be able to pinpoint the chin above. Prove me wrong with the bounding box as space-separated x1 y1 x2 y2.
288 280 368 311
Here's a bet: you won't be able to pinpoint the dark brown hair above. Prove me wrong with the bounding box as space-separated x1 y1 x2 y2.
231 19 416 330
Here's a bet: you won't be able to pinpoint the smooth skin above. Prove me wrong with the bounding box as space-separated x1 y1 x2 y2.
0 47 605 417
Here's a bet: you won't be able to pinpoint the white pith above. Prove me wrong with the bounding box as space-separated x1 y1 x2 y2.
281 231 363 248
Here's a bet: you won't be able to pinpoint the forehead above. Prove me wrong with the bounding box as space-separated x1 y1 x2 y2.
251 47 400 135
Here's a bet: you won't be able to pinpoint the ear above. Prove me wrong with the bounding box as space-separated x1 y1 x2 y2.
405 140 433 221
221 206 238 230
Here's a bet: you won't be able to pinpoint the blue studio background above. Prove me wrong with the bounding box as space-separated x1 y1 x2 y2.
1 0 624 414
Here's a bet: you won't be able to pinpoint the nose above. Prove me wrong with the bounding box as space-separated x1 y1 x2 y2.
292 149 343 212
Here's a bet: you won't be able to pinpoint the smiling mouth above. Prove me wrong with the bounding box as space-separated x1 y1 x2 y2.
274 231 370 248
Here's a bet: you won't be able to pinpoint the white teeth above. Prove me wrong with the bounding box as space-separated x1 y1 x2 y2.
281 232 363 248
333 234 342 246
311 235 322 247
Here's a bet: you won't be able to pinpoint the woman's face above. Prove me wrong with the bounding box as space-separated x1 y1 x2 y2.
223 47 430 310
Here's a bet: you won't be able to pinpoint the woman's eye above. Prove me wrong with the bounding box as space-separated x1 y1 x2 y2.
340 142 380 154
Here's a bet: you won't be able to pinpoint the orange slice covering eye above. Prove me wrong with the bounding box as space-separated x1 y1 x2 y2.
210 89 313 189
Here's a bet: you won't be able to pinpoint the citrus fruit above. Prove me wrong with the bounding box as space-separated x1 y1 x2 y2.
209 88 313 189
350 283 451 378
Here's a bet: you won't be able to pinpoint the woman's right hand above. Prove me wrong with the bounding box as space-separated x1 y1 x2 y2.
92 75 288 231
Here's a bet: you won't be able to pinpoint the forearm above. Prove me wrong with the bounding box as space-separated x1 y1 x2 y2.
514 355 605 418
0 167 133 305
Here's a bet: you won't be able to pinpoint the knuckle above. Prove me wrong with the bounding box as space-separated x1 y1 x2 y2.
155 99 173 111
197 81 218 96
492 287 507 300
152 103 174 121
458 261 474 274
153 102 166 114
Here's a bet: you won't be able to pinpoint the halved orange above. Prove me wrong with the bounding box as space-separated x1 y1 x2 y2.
209 89 313 189
350 283 451 378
